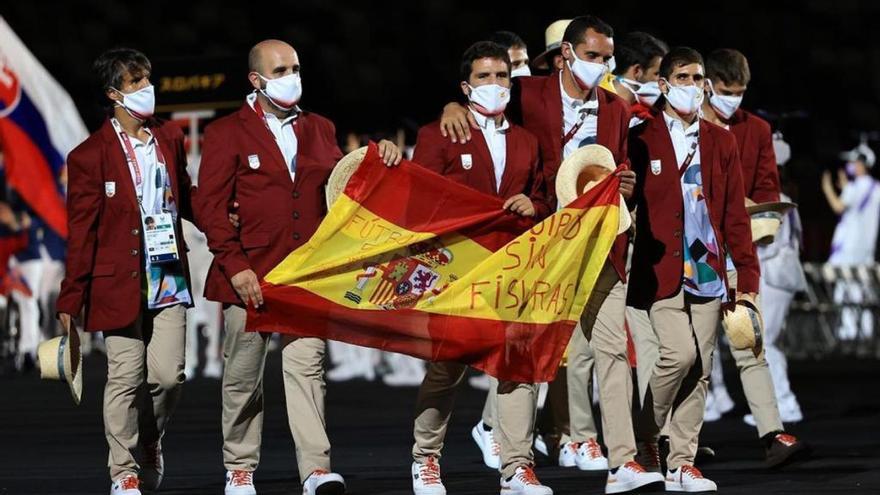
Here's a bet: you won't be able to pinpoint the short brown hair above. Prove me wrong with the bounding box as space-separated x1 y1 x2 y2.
659 46 704 80
706 48 751 86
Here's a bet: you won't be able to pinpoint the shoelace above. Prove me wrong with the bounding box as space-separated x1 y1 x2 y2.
623 461 647 473
229 470 253 486
680 465 705 480
585 438 603 459
569 442 583 454
489 431 500 456
419 457 442 485
516 467 541 486
119 475 139 490
775 433 797 447
311 469 330 477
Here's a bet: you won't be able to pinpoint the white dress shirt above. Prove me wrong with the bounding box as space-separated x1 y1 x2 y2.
469 107 510 193
248 92 299 182
561 75 599 160
663 111 700 169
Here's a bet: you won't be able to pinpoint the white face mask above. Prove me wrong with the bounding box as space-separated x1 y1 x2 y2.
662 79 703 115
565 42 607 91
113 84 155 121
258 73 302 111
708 81 743 119
467 83 510 117
635 81 661 106
511 65 531 78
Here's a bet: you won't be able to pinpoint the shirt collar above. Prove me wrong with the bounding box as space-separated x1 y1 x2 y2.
247 92 301 124
469 107 510 133
560 75 599 111
662 111 700 136
130 127 156 148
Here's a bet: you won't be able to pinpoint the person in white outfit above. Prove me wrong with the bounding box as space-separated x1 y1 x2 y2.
822 142 880 341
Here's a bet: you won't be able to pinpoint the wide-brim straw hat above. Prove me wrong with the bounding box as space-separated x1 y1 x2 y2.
555 144 631 235
326 146 368 210
532 19 572 71
746 201 796 245
37 325 82 405
723 299 764 358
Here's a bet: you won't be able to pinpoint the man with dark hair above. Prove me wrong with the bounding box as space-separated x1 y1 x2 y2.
489 31 531 77
611 32 668 109
628 47 759 492
410 41 553 495
195 39 401 495
439 14 662 495
701 47 807 467
58 47 192 495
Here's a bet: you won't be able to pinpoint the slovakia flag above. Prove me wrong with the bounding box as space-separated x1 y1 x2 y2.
0 16 88 239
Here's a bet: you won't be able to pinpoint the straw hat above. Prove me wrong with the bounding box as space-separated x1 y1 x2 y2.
37 324 82 405
746 201 796 245
532 19 572 70
555 144 631 235
723 299 764 357
326 146 368 210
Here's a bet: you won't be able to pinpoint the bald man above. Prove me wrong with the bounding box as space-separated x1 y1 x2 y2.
194 39 401 495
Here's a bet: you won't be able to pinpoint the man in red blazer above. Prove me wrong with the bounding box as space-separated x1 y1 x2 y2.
194 39 400 495
702 48 806 466
409 41 553 495
628 47 759 492
439 16 660 495
57 48 192 495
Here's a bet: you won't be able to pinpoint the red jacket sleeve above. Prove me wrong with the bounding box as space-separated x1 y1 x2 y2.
56 145 103 316
171 126 194 223
412 125 448 175
526 134 552 220
193 123 251 280
722 135 760 294
749 120 781 203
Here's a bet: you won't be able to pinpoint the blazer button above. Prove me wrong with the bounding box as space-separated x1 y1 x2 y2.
674 212 681 219
130 249 138 256
673 231 681 239
132 228 140 235
292 191 300 199
673 250 681 257
292 233 301 240
293 211 300 219
130 271 138 278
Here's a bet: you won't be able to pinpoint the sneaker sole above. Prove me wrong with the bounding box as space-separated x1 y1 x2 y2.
606 479 664 494
664 481 717 493
315 480 346 495
766 442 810 469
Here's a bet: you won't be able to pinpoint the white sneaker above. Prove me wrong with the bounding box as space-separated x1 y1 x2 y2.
303 469 345 495
703 391 722 422
558 441 578 467
139 441 163 491
225 470 256 495
575 439 609 471
111 474 141 495
605 461 665 494
665 465 717 492
635 441 662 473
412 457 446 495
712 387 735 415
471 421 501 469
468 373 492 390
533 435 548 457
203 359 223 379
779 397 804 423
500 466 552 495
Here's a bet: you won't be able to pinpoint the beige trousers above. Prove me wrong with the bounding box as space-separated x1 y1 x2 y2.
635 289 720 469
221 306 331 480
104 304 186 480
412 361 537 478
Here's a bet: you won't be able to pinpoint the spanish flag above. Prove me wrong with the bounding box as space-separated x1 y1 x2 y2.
248 143 621 382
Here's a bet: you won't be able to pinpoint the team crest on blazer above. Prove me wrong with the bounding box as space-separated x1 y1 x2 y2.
460 154 473 170
104 181 116 198
247 154 260 169
650 159 662 175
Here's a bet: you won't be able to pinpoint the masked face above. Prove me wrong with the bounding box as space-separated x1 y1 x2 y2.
565 42 608 91
467 84 510 116
258 72 302 111
662 79 703 115
511 65 531 78
708 80 744 119
113 85 155 121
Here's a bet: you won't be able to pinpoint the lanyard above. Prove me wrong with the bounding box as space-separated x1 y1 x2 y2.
252 100 298 139
562 107 591 146
110 118 167 205
681 134 699 170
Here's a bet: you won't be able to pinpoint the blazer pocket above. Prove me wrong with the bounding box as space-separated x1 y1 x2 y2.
241 232 271 250
93 263 116 277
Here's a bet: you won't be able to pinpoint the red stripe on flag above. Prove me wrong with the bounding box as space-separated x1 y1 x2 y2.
248 283 575 383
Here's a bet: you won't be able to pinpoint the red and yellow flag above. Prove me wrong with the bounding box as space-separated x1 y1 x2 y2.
248 142 622 382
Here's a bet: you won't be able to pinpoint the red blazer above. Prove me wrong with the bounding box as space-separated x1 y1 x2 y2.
194 103 343 305
627 113 760 309
57 119 192 331
412 119 551 218
728 109 780 203
509 71 632 281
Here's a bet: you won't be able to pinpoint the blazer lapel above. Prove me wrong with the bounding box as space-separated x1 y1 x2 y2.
699 120 716 200
100 119 140 210
544 72 564 165
469 126 497 193
237 104 289 178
